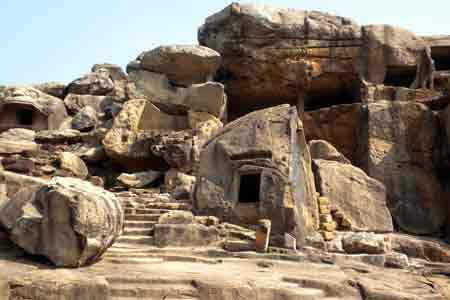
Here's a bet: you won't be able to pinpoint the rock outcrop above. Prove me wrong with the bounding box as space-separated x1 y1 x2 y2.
195 105 318 244
361 101 444 235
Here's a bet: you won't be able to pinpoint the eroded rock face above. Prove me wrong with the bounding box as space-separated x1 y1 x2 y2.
199 3 363 118
132 45 222 87
0 177 123 267
128 69 226 119
313 159 393 232
195 105 318 244
309 140 351 164
362 101 444 235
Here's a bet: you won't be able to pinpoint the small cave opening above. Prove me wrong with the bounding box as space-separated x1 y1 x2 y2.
431 46 450 71
238 173 262 204
16 108 33 126
383 66 417 88
304 74 361 111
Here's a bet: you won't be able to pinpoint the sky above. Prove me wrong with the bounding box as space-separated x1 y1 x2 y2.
1 1 449 85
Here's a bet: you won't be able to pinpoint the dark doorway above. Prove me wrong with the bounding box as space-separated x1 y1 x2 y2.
17 109 33 126
431 46 450 71
384 66 417 88
238 173 261 204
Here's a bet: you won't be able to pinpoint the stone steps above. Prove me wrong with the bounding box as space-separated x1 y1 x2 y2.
124 208 171 215
126 214 162 222
124 221 157 228
116 235 154 245
124 228 154 236
121 201 192 211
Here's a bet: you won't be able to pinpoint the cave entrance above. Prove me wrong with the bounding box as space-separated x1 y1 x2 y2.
238 173 262 204
16 109 33 126
431 46 450 71
383 66 417 88
304 73 361 111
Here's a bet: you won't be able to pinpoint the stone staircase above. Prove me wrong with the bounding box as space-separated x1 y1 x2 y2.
102 191 193 262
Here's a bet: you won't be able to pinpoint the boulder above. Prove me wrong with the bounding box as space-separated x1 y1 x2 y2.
0 177 124 267
0 170 47 198
35 129 82 143
313 159 393 232
303 104 364 163
64 94 114 114
71 106 98 132
133 45 221 87
154 223 220 247
0 86 68 131
103 98 192 171
0 128 35 141
91 63 128 81
147 130 195 172
362 101 443 235
65 72 114 96
0 139 38 155
33 82 66 99
158 211 194 225
195 105 318 244
117 171 162 188
390 234 450 263
309 140 351 164
342 233 390 254
58 152 89 179
128 70 226 118
164 169 196 200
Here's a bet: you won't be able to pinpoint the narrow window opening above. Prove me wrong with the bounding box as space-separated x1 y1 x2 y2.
17 109 33 126
238 173 261 204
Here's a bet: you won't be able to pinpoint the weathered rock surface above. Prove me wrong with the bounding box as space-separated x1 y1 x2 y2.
154 223 220 247
199 3 363 119
33 81 66 99
309 140 351 164
35 129 82 143
342 232 390 254
165 169 196 199
10 270 109 300
362 101 443 235
71 106 98 132
129 70 226 118
158 210 195 225
117 170 162 188
58 151 89 179
131 45 221 87
65 72 114 96
313 159 393 232
195 105 318 244
64 94 114 114
0 86 68 131
0 177 123 267
303 104 364 163
390 233 450 263
0 128 35 141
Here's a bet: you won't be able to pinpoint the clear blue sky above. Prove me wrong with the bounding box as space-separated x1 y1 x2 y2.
1 1 449 85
